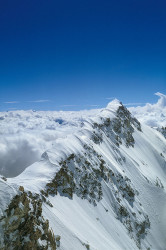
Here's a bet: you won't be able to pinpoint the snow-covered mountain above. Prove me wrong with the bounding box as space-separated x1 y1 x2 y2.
0 98 166 250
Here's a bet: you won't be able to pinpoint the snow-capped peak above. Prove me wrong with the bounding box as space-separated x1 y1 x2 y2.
106 98 122 111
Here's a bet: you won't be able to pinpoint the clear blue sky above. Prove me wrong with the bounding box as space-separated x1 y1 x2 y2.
0 0 166 111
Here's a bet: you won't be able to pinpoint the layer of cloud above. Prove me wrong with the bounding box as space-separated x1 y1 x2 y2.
105 97 115 100
4 101 19 104
0 137 40 178
129 92 166 127
59 104 78 107
27 99 51 103
124 102 146 106
85 104 100 107
0 109 98 177
7 108 18 110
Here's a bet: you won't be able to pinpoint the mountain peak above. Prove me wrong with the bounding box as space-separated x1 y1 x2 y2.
106 99 122 111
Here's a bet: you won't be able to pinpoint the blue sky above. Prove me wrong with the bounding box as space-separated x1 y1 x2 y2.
0 0 166 111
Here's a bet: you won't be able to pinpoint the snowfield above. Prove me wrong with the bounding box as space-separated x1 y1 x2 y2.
0 94 166 250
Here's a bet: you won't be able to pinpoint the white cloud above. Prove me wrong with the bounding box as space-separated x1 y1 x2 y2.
59 105 78 107
155 92 166 108
129 92 166 128
0 137 41 178
105 97 115 100
124 102 145 106
27 100 51 103
84 104 100 107
0 109 94 177
4 101 19 104
7 108 18 110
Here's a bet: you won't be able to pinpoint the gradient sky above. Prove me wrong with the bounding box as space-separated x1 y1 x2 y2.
0 0 166 111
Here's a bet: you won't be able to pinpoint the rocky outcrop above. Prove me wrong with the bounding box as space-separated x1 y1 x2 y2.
40 146 150 249
158 126 166 139
0 187 59 250
92 105 142 147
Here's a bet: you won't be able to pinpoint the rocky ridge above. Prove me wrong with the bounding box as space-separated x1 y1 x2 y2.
0 101 165 250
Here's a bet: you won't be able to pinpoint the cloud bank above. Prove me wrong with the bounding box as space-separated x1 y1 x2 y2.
0 109 98 177
129 92 166 127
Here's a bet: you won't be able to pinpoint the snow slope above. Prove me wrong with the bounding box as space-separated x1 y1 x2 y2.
0 98 166 249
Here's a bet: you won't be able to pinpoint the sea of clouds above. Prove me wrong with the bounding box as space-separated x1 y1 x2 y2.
0 109 98 177
0 93 165 178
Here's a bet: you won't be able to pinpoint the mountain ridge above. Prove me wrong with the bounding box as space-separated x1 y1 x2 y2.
0 100 166 250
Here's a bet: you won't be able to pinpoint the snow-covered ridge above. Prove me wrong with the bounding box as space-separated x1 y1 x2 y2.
0 98 166 250
0 93 166 178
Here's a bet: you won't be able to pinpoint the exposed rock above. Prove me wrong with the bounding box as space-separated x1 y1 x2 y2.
92 104 142 147
0 189 58 250
157 126 166 138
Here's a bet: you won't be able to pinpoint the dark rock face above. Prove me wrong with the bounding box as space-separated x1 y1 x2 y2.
0 187 58 250
40 145 150 249
41 151 104 206
92 105 142 147
158 126 166 139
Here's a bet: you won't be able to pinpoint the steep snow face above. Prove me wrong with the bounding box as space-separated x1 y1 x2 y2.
129 92 166 128
0 100 166 250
